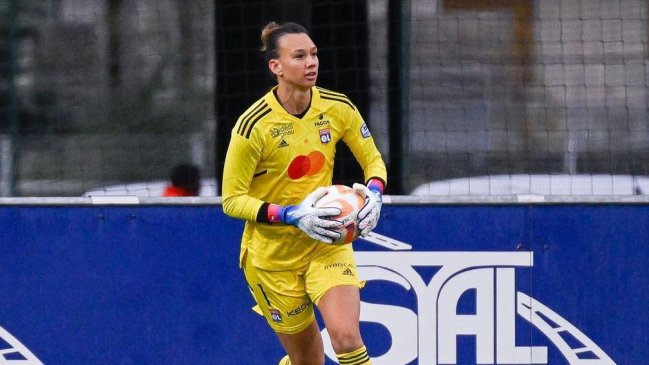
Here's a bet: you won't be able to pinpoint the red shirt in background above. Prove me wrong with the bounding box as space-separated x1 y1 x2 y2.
162 186 196 197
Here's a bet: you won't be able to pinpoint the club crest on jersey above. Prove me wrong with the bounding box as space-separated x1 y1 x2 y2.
360 123 371 138
269 308 283 323
319 129 332 144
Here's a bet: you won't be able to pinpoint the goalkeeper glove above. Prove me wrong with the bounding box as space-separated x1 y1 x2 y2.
353 179 384 236
268 187 343 244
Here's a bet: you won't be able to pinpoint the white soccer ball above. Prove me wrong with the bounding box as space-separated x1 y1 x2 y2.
313 185 365 244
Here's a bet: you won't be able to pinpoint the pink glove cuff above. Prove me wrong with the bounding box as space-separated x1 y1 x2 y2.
267 203 286 223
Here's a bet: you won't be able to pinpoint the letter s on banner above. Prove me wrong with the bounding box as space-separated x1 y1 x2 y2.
321 266 417 365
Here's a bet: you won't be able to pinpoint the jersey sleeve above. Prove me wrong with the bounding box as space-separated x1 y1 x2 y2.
221 126 266 222
342 105 388 186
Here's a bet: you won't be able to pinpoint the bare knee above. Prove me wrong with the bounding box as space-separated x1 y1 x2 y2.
328 328 364 354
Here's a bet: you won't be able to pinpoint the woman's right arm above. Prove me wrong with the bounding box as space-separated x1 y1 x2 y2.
221 131 266 222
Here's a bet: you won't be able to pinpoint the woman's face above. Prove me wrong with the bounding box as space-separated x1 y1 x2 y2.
271 33 319 89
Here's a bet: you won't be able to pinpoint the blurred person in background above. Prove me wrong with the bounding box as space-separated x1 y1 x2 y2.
162 163 201 197
221 21 386 365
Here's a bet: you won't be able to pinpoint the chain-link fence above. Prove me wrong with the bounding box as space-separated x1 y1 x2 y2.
1 0 648 196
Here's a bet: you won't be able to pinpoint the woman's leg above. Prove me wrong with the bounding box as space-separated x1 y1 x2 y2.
305 243 371 364
276 319 324 365
317 285 371 364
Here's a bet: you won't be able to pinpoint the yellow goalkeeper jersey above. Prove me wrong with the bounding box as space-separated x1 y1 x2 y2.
222 86 387 270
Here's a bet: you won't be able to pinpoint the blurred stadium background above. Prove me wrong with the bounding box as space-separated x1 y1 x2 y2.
1 0 648 196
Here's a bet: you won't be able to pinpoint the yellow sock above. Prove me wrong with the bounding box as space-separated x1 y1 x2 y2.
337 345 371 365
278 354 291 365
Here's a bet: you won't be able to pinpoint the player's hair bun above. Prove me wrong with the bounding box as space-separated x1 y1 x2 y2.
260 22 281 52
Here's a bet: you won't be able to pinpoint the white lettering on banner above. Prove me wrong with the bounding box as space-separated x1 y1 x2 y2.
321 251 616 365
0 326 43 364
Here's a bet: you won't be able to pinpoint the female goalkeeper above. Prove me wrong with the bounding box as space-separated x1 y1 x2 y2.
221 21 386 365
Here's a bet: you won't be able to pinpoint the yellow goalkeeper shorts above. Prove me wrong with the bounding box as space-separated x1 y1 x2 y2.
242 243 363 334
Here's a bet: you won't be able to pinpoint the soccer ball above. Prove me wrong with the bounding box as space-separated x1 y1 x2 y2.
313 185 365 244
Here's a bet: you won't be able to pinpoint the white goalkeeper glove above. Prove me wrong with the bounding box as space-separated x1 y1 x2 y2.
281 187 343 244
353 181 383 237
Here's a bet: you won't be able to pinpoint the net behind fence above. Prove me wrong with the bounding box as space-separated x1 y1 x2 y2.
394 0 649 194
1 0 215 197
1 0 648 196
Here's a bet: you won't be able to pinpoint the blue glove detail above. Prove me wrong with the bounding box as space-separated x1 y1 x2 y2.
282 187 343 244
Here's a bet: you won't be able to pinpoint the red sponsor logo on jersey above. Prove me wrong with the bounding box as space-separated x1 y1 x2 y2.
287 151 325 179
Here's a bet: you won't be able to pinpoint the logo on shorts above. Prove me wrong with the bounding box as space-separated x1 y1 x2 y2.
342 268 354 276
324 262 353 270
288 299 313 317
269 308 283 323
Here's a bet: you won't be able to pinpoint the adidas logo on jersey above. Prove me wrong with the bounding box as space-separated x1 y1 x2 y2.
278 139 289 148
342 268 354 276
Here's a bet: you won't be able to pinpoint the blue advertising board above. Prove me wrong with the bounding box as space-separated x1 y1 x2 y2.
0 203 646 364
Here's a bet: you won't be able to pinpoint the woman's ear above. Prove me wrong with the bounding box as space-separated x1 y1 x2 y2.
269 59 283 77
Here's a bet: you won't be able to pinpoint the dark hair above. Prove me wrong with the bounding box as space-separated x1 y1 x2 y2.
260 21 309 62
170 163 200 194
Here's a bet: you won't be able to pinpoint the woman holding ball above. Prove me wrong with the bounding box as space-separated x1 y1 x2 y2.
221 21 386 365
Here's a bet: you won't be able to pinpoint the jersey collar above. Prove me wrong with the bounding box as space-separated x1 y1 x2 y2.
266 86 321 119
